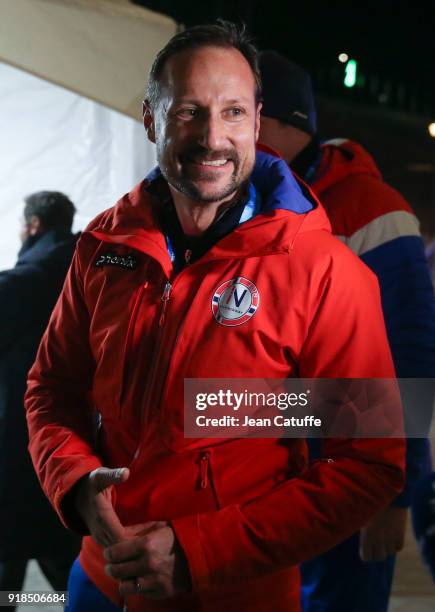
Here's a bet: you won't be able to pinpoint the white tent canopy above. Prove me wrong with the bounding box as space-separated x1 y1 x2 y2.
0 0 177 268
0 0 177 120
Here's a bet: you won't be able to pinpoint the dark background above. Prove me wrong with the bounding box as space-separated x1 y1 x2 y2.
133 0 435 233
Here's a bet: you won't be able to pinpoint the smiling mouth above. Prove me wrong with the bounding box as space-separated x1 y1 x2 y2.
198 159 228 167
186 158 233 171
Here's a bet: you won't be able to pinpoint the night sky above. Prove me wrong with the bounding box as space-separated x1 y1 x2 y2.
134 0 435 112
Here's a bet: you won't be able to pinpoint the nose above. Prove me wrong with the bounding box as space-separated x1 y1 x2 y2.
197 111 225 151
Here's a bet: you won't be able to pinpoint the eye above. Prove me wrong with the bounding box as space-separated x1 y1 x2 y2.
223 107 246 121
175 108 197 119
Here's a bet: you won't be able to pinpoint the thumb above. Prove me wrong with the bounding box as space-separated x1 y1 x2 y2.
90 467 130 493
124 521 165 538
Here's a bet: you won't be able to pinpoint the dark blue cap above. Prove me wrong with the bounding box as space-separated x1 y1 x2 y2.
259 50 317 135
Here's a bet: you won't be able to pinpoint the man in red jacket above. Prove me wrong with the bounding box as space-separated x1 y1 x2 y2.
25 22 404 612
258 50 435 612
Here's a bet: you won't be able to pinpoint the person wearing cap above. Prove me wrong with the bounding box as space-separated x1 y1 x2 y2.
258 50 435 612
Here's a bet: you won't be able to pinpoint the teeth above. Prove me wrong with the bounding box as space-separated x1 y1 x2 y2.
199 159 227 166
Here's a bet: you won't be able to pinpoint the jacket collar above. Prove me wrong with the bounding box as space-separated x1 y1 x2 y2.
17 229 76 265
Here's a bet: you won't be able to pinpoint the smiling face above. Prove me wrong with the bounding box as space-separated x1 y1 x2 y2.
145 45 261 207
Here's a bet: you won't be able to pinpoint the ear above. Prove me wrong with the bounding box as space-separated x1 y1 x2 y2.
28 215 42 236
143 100 156 144
254 102 262 143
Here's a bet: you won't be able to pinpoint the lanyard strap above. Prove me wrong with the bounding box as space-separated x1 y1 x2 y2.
165 182 259 263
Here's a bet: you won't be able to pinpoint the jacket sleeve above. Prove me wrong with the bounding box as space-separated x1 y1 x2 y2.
0 263 47 352
344 189 435 505
25 241 103 531
172 241 405 591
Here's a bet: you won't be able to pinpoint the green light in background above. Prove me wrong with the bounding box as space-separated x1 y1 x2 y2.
344 59 357 87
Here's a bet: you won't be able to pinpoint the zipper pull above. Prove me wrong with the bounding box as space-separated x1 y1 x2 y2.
159 281 172 327
184 249 192 265
200 452 209 489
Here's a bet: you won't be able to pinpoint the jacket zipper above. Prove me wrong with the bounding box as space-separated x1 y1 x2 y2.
159 280 172 327
198 451 220 507
200 452 210 489
130 267 201 467
130 278 173 466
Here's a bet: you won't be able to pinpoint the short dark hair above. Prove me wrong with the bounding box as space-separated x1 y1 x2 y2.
23 191 76 231
145 20 261 109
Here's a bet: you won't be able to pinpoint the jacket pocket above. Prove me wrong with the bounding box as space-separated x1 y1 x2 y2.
206 438 307 509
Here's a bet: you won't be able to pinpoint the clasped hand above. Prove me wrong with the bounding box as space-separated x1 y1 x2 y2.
75 467 191 598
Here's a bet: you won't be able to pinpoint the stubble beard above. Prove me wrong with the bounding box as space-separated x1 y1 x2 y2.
168 171 240 204
158 145 254 205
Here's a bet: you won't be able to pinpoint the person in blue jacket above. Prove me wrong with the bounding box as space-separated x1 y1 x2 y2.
258 50 435 612
0 191 80 605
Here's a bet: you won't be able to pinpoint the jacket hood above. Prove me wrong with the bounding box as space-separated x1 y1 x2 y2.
87 151 331 268
314 138 382 195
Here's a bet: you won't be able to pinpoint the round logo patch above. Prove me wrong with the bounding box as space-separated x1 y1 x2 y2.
211 277 260 327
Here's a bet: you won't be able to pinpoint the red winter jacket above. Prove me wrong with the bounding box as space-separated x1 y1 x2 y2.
25 153 404 611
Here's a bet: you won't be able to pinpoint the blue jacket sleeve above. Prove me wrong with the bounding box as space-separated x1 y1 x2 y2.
411 471 435 580
362 235 435 505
